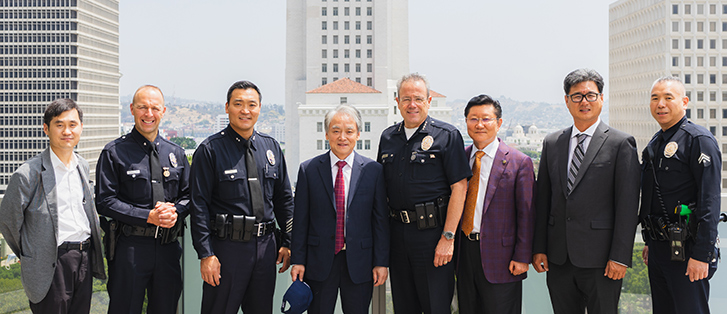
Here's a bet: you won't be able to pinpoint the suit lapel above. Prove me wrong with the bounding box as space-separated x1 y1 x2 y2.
482 142 507 216
40 149 59 234
570 122 608 192
76 157 100 231
556 129 572 198
317 153 336 210
347 152 364 208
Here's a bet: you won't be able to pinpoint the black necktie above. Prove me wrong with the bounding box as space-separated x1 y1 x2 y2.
245 139 265 222
150 144 165 205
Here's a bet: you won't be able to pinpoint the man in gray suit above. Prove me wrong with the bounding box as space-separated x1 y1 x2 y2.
0 99 106 313
532 69 640 314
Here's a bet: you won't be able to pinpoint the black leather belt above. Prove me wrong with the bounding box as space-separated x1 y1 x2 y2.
122 224 159 237
58 238 91 251
254 221 276 237
391 210 418 224
464 231 480 241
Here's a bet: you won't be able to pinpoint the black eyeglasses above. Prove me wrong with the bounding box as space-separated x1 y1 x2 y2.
567 92 601 103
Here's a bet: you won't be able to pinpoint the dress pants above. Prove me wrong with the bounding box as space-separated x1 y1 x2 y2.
305 250 373 314
29 246 93 314
201 233 277 314
389 221 454 314
546 256 622 314
647 240 716 314
456 236 522 314
107 235 183 314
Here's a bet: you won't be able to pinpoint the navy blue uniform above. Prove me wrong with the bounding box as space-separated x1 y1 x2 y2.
640 117 720 314
377 116 470 314
95 128 190 314
190 126 294 314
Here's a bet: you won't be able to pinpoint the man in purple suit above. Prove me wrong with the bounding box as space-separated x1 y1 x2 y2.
456 94 536 314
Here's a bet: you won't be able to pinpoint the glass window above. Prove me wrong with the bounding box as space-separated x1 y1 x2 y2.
697 39 703 49
322 77 328 85
698 74 704 84
356 21 361 30
340 97 347 104
333 35 338 44
685 39 691 49
344 63 349 72
356 7 361 16
686 108 691 118
698 56 704 66
356 35 361 44
367 7 372 15
698 108 704 118
367 49 372 58
711 108 717 118
322 21 327 30
333 7 338 16
356 49 361 58
698 21 704 32
723 22 727 31
711 56 716 66
322 7 327 16
367 77 372 86
672 57 678 66
711 92 717 101
322 63 327 72
672 21 679 32
344 36 349 44
710 39 716 49
344 49 350 58
333 21 338 30
317 140 323 150
722 127 727 136
322 35 327 44
698 91 704 101
711 4 717 14
711 22 716 32
698 4 704 14
344 21 349 30
333 63 338 72
364 140 371 150
367 21 372 30
333 49 338 58
367 63 372 72
685 74 691 84
317 122 323 132
685 56 691 66
686 21 691 32
356 63 361 72
710 74 716 84
722 108 727 118
356 140 362 149
364 122 371 132
710 126 716 136
673 4 678 14
723 56 727 66
685 4 691 14
367 35 372 44
672 39 679 49
322 49 327 58
344 7 349 16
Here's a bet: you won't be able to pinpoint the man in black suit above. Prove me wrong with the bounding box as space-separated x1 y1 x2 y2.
532 68 640 314
291 104 389 314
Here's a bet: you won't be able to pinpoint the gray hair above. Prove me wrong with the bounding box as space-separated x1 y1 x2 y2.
324 104 362 133
563 68 604 94
397 73 430 98
651 76 686 96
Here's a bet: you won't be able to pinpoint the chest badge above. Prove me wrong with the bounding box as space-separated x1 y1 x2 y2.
169 153 178 168
421 135 434 151
266 150 276 165
163 167 170 177
664 141 678 158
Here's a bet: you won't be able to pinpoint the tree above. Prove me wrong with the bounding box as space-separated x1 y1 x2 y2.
169 137 196 149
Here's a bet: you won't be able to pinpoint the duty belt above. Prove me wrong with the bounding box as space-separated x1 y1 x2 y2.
392 209 418 224
58 238 91 251
122 224 160 237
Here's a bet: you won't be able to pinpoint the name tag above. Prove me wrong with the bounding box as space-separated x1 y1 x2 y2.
224 169 238 175
248 178 258 181
126 170 141 175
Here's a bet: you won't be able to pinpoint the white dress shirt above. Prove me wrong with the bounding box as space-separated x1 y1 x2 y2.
330 150 355 237
469 139 500 234
50 149 91 245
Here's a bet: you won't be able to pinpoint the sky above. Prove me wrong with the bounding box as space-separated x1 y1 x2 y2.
119 0 619 105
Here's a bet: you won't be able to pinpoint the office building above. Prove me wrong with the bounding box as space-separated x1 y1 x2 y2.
0 0 121 196
610 0 727 191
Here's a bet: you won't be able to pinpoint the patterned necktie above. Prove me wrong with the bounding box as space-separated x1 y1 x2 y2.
245 140 265 222
334 160 347 254
462 151 486 235
567 134 587 194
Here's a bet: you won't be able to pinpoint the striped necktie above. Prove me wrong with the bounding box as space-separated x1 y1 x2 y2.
567 134 587 194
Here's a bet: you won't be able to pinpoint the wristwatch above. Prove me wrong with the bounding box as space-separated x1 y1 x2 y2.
442 231 455 240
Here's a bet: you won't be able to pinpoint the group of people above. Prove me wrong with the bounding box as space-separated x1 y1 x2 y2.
0 68 720 314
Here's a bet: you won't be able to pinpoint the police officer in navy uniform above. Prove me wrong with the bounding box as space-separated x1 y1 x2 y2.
377 73 470 314
641 76 720 314
96 85 190 314
190 80 294 314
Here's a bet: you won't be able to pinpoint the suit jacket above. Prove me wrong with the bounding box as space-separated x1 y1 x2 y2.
533 121 640 268
456 141 535 284
0 148 106 303
291 151 389 284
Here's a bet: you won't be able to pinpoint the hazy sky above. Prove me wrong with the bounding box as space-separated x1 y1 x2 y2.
119 0 617 105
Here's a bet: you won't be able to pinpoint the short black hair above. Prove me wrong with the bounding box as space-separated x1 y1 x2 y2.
563 68 604 94
464 94 502 119
226 80 262 104
44 98 82 126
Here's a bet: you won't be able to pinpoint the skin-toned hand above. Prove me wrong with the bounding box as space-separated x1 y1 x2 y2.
604 260 627 280
290 264 305 282
509 260 529 276
434 236 454 267
686 258 709 282
642 246 649 266
147 202 177 228
532 253 549 273
277 247 291 273
373 266 388 287
200 255 221 286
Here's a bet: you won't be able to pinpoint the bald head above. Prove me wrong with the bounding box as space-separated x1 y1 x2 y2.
133 85 165 106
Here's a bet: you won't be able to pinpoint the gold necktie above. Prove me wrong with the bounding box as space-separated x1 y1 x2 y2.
462 151 486 235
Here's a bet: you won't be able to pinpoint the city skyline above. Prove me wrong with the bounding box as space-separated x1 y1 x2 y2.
118 0 616 106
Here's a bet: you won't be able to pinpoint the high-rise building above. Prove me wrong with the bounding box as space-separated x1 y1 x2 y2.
0 0 121 196
285 0 411 178
609 0 727 192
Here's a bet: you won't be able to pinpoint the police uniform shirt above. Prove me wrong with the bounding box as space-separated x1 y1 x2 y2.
641 116 721 262
189 126 294 259
95 128 191 227
377 116 471 210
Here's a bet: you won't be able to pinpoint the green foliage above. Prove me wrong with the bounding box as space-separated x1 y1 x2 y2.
622 242 651 295
170 137 197 149
0 263 22 294
520 150 540 160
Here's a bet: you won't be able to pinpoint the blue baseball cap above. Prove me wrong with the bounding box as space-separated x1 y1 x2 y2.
281 280 313 314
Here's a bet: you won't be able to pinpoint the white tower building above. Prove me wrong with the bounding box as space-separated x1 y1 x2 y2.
0 0 121 197
610 0 727 190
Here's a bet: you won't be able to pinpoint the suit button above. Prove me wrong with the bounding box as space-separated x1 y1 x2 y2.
566 217 571 222
52 263 56 268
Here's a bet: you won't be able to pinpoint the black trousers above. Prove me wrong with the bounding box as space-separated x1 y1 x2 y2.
29 246 93 314
648 240 716 314
201 233 277 314
305 251 373 314
456 237 522 314
107 235 182 314
389 221 454 314
546 257 622 314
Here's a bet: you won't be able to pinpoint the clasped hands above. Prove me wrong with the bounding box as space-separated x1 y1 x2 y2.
147 201 177 228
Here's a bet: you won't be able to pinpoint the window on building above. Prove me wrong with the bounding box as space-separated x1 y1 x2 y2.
722 127 727 136
333 63 338 72
685 4 691 14
356 77 361 83
698 74 704 84
344 49 350 58
685 56 691 66
317 140 323 150
697 39 703 49
685 39 691 49
685 21 691 32
724 92 727 102
711 39 716 49
344 21 350 30
722 108 727 118
672 57 679 66
322 35 327 44
333 77 338 81
322 63 327 72
367 77 372 86
356 63 361 72
356 49 361 58
322 77 328 85
344 63 350 72
344 35 349 44
322 21 327 30
711 4 717 14
672 21 679 32
317 122 323 132
686 108 692 118
710 74 716 84
333 49 339 58
364 140 371 150
367 49 372 58
698 21 704 32
698 91 704 101
322 49 327 58
672 39 679 49
685 74 691 84
711 92 717 101
724 4 727 14
711 22 717 32
340 97 347 104
364 122 371 132
711 56 716 66
322 7 327 16
698 56 704 66
367 63 372 72
698 4 704 14
344 7 349 16
367 35 372 44
356 7 361 16
723 22 727 31
367 21 372 30
356 140 362 149
325 141 330 150
686 91 691 98
698 108 704 118
356 35 361 44
711 108 717 118
356 21 361 30
367 7 372 15
723 56 727 66
333 7 338 15
673 4 679 14
710 126 716 136
333 35 339 44
333 21 338 30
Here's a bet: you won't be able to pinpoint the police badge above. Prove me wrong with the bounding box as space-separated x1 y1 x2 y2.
421 135 434 151
664 142 678 158
169 153 178 168
266 150 276 165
